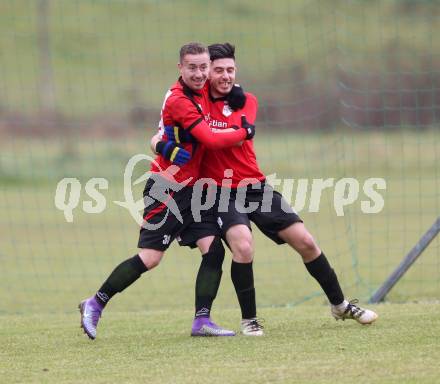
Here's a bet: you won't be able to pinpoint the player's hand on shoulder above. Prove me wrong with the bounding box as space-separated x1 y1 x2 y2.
240 115 255 140
155 141 191 166
226 84 246 111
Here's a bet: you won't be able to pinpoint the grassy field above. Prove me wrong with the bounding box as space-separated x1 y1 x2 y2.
1 304 440 383
1 130 439 315
1 0 438 115
1 130 439 382
1 2 439 382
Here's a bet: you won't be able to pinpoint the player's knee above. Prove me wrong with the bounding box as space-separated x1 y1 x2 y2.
302 232 317 249
138 249 163 269
227 225 254 263
232 238 253 263
296 232 319 255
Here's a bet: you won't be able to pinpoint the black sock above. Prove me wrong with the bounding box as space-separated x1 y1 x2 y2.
304 252 344 305
95 254 148 306
231 260 256 319
195 237 225 318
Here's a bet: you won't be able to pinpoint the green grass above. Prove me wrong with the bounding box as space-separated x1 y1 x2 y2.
0 130 438 383
1 130 439 314
1 131 439 382
0 0 438 115
1 304 440 383
1 3 439 380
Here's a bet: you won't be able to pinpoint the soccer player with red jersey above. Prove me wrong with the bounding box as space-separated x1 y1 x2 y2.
78 42 255 340
165 43 378 336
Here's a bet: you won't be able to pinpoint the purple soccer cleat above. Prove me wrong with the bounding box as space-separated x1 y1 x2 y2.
191 316 235 337
79 296 103 340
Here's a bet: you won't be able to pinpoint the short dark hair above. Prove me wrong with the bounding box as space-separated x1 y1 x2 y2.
208 43 235 61
179 42 209 62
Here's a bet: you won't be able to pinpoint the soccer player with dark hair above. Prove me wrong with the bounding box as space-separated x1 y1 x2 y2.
158 42 378 336
78 42 255 340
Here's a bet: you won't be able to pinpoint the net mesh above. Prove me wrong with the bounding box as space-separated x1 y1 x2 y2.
0 0 439 314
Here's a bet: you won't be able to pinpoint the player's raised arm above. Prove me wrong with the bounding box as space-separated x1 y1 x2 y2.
170 96 254 149
190 118 253 149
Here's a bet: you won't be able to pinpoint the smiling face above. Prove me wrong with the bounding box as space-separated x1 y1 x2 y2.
209 58 236 98
178 52 210 91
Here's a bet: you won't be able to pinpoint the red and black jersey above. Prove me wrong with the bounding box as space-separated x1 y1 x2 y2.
151 78 247 185
151 79 209 185
200 92 266 187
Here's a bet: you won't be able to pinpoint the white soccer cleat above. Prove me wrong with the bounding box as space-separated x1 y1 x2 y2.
331 299 378 325
241 318 264 336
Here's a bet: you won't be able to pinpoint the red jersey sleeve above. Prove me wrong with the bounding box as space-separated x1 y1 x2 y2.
166 95 204 131
168 96 247 149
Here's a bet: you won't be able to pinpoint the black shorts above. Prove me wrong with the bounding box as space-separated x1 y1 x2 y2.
217 181 303 244
137 175 196 251
178 180 302 247
176 188 220 249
